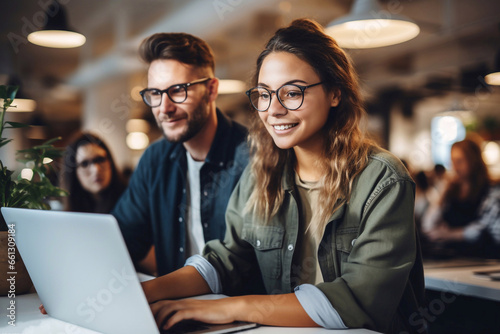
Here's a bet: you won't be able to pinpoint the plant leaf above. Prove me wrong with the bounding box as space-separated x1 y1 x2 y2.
4 121 30 129
0 138 13 148
0 85 18 100
41 137 62 146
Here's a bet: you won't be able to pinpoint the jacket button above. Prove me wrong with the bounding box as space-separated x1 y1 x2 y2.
288 244 294 251
351 238 357 246
179 217 183 223
203 191 208 197
203 223 208 229
256 240 261 247
179 247 184 253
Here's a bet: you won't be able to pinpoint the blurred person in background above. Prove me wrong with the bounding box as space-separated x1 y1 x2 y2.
423 138 500 257
61 132 127 214
412 170 439 257
431 163 447 193
413 170 438 230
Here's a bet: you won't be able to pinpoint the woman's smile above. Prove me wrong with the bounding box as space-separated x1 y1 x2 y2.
271 122 299 132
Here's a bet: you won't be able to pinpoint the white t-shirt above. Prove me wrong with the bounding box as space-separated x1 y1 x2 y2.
186 152 206 256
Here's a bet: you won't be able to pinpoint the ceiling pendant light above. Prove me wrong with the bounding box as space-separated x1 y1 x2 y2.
2 78 37 112
27 0 86 48
5 98 36 112
485 50 500 86
325 0 420 49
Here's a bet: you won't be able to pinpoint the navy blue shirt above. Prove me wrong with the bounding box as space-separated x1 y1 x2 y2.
112 110 249 275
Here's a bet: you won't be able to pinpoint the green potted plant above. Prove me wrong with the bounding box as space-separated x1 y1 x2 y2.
0 85 67 295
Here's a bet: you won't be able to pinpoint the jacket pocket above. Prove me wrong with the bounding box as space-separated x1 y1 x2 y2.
241 224 284 279
336 227 359 269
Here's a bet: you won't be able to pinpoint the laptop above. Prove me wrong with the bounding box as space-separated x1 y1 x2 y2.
1 207 257 334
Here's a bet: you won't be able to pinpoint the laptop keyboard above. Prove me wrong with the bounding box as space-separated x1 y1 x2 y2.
161 319 211 333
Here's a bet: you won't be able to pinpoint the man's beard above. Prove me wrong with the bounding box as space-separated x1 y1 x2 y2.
160 93 210 143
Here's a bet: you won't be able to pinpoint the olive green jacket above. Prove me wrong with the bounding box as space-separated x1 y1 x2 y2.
204 147 426 333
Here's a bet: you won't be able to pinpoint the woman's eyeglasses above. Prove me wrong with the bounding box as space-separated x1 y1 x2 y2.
77 156 109 169
245 82 323 112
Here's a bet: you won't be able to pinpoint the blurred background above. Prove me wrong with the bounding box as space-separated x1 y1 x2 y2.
1 0 500 178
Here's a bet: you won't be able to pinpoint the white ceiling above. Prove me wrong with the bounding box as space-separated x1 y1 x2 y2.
1 0 500 124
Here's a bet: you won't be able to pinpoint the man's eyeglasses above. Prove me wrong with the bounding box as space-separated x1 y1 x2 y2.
140 78 212 107
245 82 323 112
77 156 108 169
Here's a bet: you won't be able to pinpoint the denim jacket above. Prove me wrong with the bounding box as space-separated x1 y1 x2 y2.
112 109 249 276
203 147 426 333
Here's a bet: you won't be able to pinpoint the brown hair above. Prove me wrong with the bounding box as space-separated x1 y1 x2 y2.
441 138 490 204
139 33 215 74
246 18 374 238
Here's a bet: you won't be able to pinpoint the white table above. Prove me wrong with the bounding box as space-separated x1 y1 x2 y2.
0 293 378 334
424 259 500 302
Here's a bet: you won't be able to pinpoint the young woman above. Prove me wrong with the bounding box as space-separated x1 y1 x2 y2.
141 19 424 333
423 138 500 256
61 132 127 213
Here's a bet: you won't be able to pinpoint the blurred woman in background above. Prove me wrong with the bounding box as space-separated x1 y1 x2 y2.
61 132 127 213
423 138 500 257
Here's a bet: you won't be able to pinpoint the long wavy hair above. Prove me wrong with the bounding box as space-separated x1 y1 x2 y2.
61 132 127 213
246 19 374 239
440 138 491 206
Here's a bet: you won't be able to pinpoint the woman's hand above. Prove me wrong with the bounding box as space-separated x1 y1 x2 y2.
150 293 317 330
150 298 239 330
39 304 47 314
141 266 211 304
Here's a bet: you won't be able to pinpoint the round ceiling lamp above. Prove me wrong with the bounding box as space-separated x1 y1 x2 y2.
485 50 500 86
485 72 500 85
27 0 86 48
325 0 420 49
1 80 36 112
5 98 37 112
